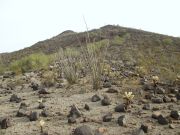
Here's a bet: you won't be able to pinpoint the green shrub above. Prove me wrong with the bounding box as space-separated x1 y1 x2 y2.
0 65 6 74
0 56 6 74
10 53 51 74
111 33 130 45
163 38 173 45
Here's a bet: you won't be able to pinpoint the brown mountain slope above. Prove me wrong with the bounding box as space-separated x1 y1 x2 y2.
1 25 179 63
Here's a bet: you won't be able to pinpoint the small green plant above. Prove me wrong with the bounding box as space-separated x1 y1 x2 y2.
123 92 134 107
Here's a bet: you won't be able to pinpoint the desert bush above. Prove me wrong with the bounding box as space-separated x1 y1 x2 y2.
10 53 51 74
41 71 56 87
163 38 173 45
0 64 6 74
55 39 109 88
55 48 82 84
111 33 130 45
81 40 109 90
0 55 6 74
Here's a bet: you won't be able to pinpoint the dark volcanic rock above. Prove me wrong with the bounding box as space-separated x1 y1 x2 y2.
117 115 127 126
142 103 151 110
10 94 22 103
158 115 169 125
19 102 28 109
176 93 180 100
144 94 153 100
41 132 49 135
143 83 153 91
101 95 111 106
156 87 165 94
115 104 126 112
84 104 90 111
38 88 50 94
103 113 113 122
140 124 149 133
39 103 45 109
170 110 180 120
29 112 39 121
106 87 118 93
163 96 171 103
1 117 11 129
30 82 39 91
68 116 76 124
151 97 164 104
73 125 93 135
41 109 50 117
91 94 101 102
68 104 82 118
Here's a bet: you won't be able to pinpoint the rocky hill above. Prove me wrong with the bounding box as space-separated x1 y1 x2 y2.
1 25 179 81
0 25 180 135
1 25 180 64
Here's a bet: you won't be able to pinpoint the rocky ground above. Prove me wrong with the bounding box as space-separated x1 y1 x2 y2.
0 70 180 135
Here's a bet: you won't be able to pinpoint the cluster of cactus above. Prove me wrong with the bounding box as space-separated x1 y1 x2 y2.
123 92 134 107
152 75 159 94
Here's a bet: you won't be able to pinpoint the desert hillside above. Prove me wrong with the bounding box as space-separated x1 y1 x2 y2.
0 25 180 135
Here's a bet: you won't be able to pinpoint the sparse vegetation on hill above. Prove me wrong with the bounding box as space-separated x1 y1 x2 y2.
9 53 51 74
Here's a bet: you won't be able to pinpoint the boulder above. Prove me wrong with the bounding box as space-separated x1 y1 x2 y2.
68 116 76 124
84 104 90 111
10 94 22 103
142 103 151 110
68 104 82 118
1 117 11 129
117 115 127 126
29 112 39 121
151 97 163 104
73 125 93 135
39 103 45 109
91 94 101 102
103 113 113 122
170 110 180 120
101 95 111 106
38 88 50 94
158 115 169 125
115 104 126 112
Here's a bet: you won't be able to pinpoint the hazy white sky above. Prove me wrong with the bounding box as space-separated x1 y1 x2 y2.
0 0 180 53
